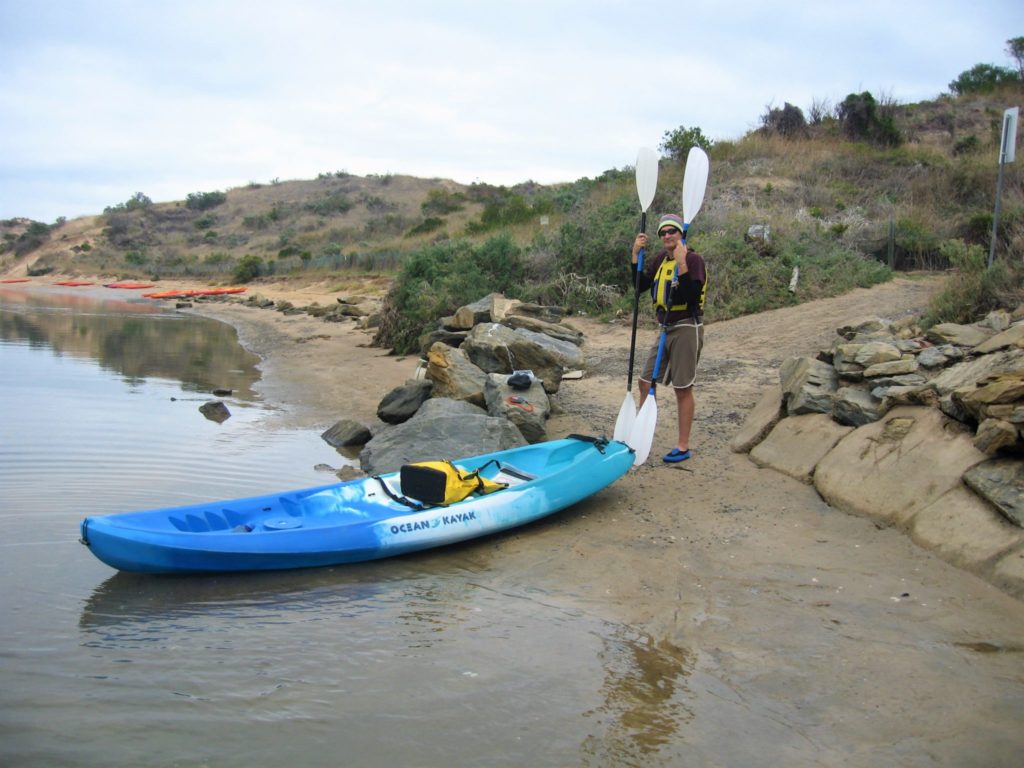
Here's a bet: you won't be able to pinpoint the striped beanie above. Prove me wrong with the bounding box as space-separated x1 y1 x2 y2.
657 214 684 233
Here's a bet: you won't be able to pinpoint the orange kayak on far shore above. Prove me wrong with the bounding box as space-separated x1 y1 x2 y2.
142 287 247 299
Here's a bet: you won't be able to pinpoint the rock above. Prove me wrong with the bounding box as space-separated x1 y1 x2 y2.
199 400 230 423
461 323 584 394
837 317 890 339
917 346 952 368
976 323 1024 354
425 342 487 406
452 293 504 329
814 406 988 528
833 386 887 426
359 398 527 474
749 413 853 483
376 379 434 424
335 465 365 481
779 356 838 415
981 309 1014 332
502 314 584 346
506 302 565 324
483 373 550 443
419 327 469 355
853 341 902 366
909 485 1024 570
321 419 373 447
925 322 996 348
973 419 1020 454
862 357 919 377
730 383 784 453
963 458 1024 527
960 372 1024 406
928 348 1024 398
746 223 770 242
993 547 1024 598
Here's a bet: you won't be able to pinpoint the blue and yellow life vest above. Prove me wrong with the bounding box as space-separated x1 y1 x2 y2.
650 254 708 314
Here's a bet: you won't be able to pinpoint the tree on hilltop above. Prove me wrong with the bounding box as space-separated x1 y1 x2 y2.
1007 36 1024 80
660 125 713 160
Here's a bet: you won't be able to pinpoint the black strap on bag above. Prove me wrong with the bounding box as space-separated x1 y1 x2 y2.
373 476 428 510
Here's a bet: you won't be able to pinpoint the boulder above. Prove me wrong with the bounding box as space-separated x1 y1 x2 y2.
779 356 838 415
425 342 487 406
419 327 469 355
909 485 1024 570
862 357 919 378
833 386 887 427
199 401 230 423
376 379 433 424
452 293 504 330
359 398 527 474
976 323 1024 354
483 372 550 443
502 314 584 346
462 323 585 393
964 458 1024 527
925 322 996 348
730 384 784 453
321 419 373 447
749 413 853 484
814 406 988 528
853 341 902 366
506 302 565 324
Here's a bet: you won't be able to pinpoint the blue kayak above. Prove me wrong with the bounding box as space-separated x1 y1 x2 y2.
80 436 633 574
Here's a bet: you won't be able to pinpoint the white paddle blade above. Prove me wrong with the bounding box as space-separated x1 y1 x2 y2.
682 147 710 224
629 396 658 466
635 147 659 213
613 391 637 443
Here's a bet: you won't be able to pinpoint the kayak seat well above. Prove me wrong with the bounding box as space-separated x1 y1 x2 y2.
167 508 254 532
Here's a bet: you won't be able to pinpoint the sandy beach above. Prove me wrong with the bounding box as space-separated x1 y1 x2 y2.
160 275 1024 760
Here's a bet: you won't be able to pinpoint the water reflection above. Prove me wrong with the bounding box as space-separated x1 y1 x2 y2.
582 630 694 765
0 286 260 399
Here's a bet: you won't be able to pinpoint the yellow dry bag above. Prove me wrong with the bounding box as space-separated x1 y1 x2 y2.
399 459 507 506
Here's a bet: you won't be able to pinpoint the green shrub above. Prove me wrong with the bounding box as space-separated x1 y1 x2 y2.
185 190 227 211
422 188 465 216
406 217 446 237
306 192 353 216
554 193 637 290
923 239 1024 326
374 234 526 353
232 254 264 283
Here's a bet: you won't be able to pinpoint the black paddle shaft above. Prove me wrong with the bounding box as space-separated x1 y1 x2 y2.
625 211 647 391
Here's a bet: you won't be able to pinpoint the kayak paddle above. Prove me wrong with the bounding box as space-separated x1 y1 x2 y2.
614 147 659 445
628 146 710 465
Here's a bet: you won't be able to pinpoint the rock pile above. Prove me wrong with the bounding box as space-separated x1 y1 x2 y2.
732 308 1024 600
323 293 585 474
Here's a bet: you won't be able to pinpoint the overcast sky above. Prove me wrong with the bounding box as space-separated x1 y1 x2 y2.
2 0 1022 223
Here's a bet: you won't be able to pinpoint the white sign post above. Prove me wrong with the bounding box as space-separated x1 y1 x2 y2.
989 106 1019 267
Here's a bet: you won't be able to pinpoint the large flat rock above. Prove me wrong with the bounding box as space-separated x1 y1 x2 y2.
814 406 988 527
750 413 853 484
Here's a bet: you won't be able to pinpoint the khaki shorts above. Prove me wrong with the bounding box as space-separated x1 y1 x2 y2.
640 321 704 388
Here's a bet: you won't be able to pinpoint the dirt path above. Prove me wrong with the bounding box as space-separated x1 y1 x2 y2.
190 275 1024 764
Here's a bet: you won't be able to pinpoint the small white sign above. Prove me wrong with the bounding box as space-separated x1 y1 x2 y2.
1002 107 1018 163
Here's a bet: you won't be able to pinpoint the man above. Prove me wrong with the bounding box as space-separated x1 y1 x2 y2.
629 213 707 463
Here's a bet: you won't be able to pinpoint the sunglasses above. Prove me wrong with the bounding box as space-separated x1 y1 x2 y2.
658 228 681 237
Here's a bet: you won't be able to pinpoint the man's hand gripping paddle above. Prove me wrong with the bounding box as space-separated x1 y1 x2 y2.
627 147 709 466
613 147 659 445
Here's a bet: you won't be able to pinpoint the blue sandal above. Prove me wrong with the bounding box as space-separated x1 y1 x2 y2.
662 448 691 463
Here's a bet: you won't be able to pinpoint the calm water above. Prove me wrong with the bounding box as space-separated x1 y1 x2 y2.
0 287 693 767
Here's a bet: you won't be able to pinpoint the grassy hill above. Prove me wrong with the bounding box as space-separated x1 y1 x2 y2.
3 85 1022 351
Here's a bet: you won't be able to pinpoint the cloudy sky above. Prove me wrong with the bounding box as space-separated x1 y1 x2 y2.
2 0 1021 223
